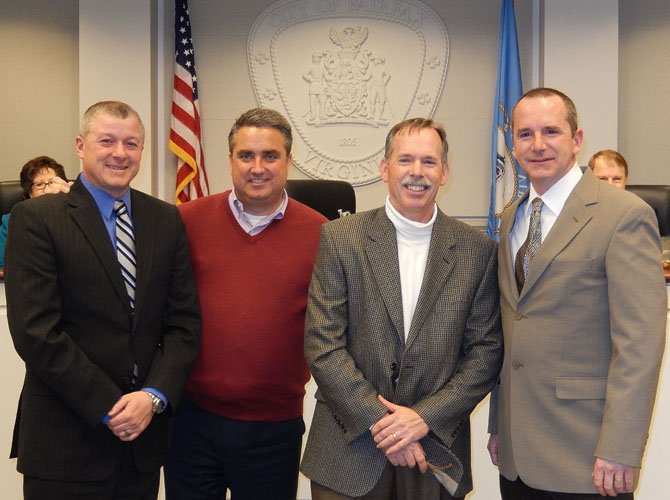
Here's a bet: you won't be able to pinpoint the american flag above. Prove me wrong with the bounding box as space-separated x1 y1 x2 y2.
169 0 209 205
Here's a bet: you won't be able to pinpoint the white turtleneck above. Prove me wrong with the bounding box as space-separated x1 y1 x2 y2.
384 196 436 340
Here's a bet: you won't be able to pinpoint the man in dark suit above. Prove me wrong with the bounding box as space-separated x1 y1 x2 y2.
5 101 201 500
487 88 666 499
301 118 503 499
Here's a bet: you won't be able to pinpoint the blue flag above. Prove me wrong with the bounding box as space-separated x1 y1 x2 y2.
486 0 527 240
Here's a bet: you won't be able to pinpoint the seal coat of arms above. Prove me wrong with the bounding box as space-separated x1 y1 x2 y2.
248 0 449 186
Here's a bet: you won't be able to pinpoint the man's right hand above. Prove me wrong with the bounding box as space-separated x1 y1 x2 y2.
43 177 73 194
487 434 499 466
386 441 428 473
106 391 154 442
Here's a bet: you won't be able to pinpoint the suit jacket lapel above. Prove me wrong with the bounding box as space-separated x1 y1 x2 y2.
130 190 153 325
365 209 405 344
405 210 456 349
520 170 598 299
68 179 131 313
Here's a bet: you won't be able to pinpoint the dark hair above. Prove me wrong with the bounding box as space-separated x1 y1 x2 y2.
19 156 67 198
588 149 629 177
384 117 448 164
228 108 292 155
512 87 579 136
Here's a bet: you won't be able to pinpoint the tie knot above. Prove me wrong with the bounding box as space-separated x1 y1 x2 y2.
531 197 543 210
114 200 127 216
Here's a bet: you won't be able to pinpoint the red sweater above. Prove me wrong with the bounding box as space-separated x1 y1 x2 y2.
178 192 327 421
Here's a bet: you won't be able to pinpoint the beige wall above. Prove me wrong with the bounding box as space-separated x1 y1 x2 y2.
78 0 155 194
0 0 79 180
541 0 619 164
619 0 670 185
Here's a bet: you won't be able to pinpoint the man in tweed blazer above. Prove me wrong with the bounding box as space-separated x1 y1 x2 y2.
301 118 503 499
5 101 201 500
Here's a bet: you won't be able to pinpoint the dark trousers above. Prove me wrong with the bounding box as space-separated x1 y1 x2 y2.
24 445 159 500
311 461 464 500
165 396 304 500
500 475 634 500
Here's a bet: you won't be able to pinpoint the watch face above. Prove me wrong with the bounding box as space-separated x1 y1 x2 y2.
153 397 165 413
146 392 165 413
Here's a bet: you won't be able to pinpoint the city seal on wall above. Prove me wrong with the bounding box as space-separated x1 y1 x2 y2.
248 0 448 186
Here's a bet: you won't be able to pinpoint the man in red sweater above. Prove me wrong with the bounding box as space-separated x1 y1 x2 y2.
166 108 327 499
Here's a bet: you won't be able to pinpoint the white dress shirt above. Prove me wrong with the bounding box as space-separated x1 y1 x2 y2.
510 165 583 266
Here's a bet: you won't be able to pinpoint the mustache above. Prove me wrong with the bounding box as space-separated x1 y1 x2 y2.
402 177 432 188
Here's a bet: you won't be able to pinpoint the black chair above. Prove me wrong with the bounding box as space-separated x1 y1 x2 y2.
0 180 25 217
626 184 670 237
285 179 356 221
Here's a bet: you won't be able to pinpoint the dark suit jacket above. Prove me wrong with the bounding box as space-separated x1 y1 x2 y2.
4 178 201 481
490 169 666 493
300 207 503 497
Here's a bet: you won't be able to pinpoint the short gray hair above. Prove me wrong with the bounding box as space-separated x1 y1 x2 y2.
384 117 448 165
79 101 145 142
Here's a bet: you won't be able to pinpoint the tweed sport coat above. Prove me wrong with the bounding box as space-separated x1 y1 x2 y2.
5 178 201 481
300 207 503 497
489 168 666 493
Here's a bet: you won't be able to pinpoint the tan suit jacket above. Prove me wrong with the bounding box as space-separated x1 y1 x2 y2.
301 208 503 497
490 168 666 493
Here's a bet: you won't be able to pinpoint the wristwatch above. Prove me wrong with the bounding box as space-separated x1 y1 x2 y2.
143 390 166 414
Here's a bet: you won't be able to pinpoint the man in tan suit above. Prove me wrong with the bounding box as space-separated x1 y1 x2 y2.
488 87 666 499
301 118 503 499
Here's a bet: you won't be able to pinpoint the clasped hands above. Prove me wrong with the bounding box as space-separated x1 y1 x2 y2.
106 391 154 442
371 395 430 473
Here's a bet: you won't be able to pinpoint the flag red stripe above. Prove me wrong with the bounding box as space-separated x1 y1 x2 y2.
171 0 209 205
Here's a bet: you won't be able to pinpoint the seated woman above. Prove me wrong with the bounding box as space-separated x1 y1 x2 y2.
0 156 70 267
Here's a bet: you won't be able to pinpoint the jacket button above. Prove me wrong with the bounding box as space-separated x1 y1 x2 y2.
512 360 524 369
514 312 524 320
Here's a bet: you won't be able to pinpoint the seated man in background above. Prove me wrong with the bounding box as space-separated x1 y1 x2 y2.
588 149 628 188
0 155 71 266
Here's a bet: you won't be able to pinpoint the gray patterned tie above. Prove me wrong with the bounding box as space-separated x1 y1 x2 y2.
515 197 543 292
114 201 136 310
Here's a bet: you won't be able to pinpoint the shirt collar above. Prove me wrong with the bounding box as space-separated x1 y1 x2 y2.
230 188 287 218
228 189 287 233
524 164 582 218
80 172 132 220
384 195 436 234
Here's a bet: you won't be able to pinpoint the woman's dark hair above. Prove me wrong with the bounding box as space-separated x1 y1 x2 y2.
19 156 67 199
